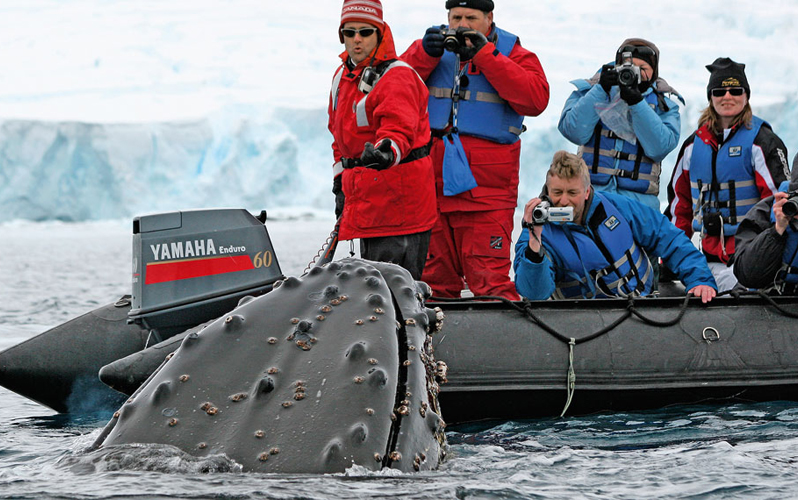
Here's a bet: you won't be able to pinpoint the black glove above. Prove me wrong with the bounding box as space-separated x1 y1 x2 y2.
360 141 395 171
598 65 618 94
457 27 487 60
463 29 488 52
422 25 445 58
332 175 345 219
619 83 643 105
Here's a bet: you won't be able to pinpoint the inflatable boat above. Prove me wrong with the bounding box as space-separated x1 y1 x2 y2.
2 208 798 425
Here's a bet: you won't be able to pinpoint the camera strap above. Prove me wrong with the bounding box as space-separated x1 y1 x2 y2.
448 54 469 133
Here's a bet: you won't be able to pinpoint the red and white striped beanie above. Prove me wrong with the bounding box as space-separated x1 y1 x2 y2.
339 0 384 42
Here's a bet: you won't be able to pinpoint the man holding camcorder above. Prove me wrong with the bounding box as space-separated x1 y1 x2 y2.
734 153 798 293
401 0 549 300
513 151 716 302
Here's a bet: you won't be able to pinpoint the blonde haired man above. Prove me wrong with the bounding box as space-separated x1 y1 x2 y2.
515 151 716 302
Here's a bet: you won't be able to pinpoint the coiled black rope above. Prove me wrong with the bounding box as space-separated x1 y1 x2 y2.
430 289 798 346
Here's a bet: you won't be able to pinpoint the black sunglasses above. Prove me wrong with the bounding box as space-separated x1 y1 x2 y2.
711 87 745 97
340 27 377 38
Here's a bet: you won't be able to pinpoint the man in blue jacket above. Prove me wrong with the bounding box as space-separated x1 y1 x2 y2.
558 38 681 212
514 151 717 302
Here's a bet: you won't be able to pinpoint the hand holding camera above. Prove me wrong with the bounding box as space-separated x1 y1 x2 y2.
441 27 487 60
422 25 446 58
599 64 619 94
619 82 643 105
522 197 575 230
781 192 798 217
600 52 643 103
529 200 575 225
773 191 798 234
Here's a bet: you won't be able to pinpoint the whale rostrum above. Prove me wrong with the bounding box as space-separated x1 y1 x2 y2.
90 258 447 473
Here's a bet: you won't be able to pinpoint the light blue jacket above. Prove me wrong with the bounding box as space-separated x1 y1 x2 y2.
559 74 682 162
514 191 717 300
558 72 682 208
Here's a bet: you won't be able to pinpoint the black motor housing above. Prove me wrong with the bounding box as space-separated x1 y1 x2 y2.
129 209 284 337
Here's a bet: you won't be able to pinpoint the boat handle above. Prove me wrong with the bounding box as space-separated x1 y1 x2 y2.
702 327 720 343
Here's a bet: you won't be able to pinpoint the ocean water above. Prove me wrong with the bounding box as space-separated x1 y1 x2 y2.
2 220 798 499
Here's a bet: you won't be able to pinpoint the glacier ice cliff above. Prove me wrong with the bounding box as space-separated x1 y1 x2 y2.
2 96 797 223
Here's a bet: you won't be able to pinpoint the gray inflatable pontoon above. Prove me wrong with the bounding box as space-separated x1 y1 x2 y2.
2 208 798 427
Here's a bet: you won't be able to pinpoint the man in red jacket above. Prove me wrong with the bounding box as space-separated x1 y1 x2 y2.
402 0 549 299
328 0 437 279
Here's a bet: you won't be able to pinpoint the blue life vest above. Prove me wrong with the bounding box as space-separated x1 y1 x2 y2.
426 26 524 145
771 181 798 288
542 193 653 299
690 116 766 237
578 90 662 195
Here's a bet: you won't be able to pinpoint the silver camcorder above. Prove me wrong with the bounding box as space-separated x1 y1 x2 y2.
616 51 641 87
531 201 575 225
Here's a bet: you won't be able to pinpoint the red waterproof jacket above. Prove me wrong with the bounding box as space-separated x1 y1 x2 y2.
328 24 437 240
402 29 549 212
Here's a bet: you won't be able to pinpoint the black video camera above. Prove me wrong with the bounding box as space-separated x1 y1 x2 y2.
783 191 798 217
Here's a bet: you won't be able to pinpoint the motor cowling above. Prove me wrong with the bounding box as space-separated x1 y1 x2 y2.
129 209 284 337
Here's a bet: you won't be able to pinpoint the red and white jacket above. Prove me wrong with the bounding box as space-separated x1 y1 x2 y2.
666 122 789 263
328 23 437 240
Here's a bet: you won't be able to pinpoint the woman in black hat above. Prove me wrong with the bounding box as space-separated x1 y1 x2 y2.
666 57 790 292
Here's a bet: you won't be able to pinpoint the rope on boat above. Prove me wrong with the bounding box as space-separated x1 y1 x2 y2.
429 288 798 416
560 338 577 418
303 226 340 275
626 295 690 327
754 290 798 318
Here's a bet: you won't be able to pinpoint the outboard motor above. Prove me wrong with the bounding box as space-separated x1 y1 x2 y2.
0 208 285 414
128 209 284 338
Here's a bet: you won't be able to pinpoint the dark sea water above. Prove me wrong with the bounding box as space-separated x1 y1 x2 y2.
2 220 798 499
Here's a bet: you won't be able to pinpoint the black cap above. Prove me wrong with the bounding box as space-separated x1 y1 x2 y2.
445 0 494 12
706 57 750 100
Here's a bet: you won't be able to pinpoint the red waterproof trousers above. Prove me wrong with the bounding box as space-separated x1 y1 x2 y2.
422 209 519 300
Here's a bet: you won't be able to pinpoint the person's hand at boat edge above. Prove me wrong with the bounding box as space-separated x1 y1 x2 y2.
688 284 716 303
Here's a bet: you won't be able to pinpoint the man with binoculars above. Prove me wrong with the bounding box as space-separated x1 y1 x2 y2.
513 151 716 302
401 0 549 300
734 153 798 293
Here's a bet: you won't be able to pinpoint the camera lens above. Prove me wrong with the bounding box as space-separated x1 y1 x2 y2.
443 36 459 52
618 69 634 87
783 197 798 217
